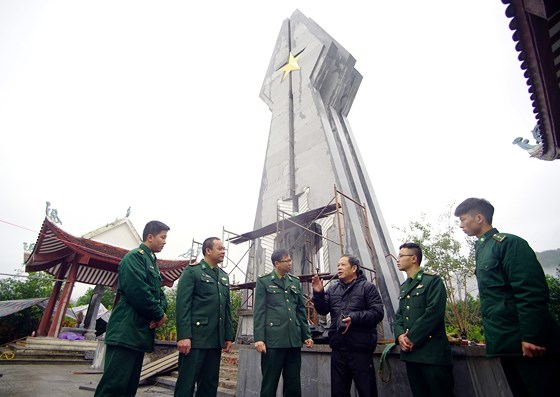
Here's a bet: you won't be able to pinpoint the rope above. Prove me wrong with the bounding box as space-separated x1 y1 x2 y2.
378 342 396 383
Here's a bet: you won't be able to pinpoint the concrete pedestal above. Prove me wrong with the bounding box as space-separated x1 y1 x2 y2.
235 344 512 397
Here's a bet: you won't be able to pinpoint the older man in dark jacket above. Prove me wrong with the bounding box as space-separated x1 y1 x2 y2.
312 254 384 397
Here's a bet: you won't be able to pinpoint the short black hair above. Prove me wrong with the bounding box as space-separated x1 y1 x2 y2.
142 221 170 241
454 198 494 224
202 237 220 256
399 242 423 265
271 248 290 266
341 254 361 269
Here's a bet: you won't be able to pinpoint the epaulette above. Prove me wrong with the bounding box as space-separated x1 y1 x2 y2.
138 248 144 255
189 261 200 266
258 273 268 278
492 233 507 243
423 271 436 276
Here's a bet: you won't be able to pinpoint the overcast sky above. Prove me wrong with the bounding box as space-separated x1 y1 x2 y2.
1 1 559 299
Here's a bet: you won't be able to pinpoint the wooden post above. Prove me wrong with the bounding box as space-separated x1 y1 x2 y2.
36 263 68 336
36 280 63 336
48 260 79 337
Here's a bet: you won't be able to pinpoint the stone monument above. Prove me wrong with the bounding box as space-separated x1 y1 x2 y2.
236 9 402 342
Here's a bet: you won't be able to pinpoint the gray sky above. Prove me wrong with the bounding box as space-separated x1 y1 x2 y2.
1 1 559 299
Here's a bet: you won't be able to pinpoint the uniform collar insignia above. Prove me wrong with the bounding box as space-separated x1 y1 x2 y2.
492 233 506 242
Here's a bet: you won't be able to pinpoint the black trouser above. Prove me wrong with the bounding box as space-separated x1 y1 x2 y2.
500 355 559 397
405 361 454 397
94 345 144 397
260 347 302 397
331 349 377 397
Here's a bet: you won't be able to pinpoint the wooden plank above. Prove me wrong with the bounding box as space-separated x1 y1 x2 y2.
142 351 178 371
144 356 178 372
139 351 179 381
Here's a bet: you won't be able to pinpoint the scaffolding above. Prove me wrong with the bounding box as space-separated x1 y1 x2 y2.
227 185 388 343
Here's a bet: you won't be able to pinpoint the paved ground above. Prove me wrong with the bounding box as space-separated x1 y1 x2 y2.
0 364 173 396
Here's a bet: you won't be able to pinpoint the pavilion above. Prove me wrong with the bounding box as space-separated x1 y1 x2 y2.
24 217 192 338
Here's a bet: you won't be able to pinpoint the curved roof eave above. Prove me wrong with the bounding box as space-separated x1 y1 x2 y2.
503 0 560 160
25 218 192 288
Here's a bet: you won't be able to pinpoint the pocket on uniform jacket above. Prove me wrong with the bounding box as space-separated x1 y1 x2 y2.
266 286 281 294
267 320 280 327
193 318 209 327
409 286 427 307
146 265 161 290
477 260 506 287
200 274 215 284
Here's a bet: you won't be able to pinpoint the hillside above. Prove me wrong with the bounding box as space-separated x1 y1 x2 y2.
536 249 560 276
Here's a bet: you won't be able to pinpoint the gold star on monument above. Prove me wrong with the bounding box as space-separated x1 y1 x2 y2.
279 51 303 81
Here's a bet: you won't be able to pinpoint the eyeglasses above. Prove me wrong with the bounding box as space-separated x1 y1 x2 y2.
397 254 414 258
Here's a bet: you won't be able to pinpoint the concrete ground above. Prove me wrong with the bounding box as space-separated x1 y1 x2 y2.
0 364 173 396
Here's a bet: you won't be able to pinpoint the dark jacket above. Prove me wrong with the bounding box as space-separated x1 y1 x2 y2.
313 272 384 352
105 243 168 352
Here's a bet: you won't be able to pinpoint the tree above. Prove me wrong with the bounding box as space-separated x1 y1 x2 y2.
156 287 177 338
395 204 481 339
546 265 560 324
75 286 117 310
230 289 242 338
0 272 54 302
0 272 55 344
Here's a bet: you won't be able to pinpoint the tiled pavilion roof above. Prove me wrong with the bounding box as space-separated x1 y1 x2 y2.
25 218 191 287
503 0 560 160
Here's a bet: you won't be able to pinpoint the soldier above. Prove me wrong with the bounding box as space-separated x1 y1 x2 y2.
455 198 560 396
174 237 233 397
253 248 314 397
94 221 169 397
394 242 455 397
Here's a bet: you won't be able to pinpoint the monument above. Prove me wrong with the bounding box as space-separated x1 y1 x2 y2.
234 9 402 343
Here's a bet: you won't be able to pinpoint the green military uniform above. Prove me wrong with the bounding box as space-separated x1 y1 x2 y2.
475 228 560 396
95 243 168 397
394 268 454 397
174 259 233 397
253 271 311 397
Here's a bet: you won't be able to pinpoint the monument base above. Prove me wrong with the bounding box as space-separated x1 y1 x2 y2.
235 344 513 397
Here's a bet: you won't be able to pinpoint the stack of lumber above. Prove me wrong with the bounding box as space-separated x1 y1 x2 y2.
0 336 97 364
139 350 179 381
